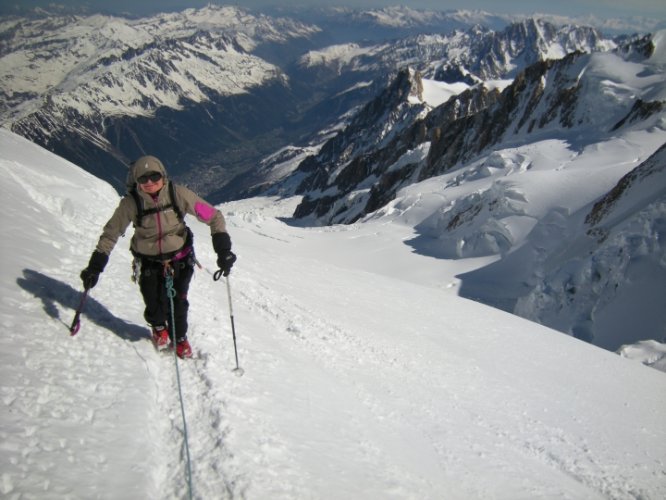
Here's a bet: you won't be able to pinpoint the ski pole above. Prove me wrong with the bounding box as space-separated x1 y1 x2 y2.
214 270 243 376
69 287 90 336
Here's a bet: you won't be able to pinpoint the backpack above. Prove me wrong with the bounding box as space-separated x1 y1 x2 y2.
129 181 185 228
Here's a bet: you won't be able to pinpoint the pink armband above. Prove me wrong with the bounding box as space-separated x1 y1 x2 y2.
195 202 216 222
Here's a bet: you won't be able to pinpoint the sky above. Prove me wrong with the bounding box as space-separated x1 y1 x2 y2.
1 0 666 19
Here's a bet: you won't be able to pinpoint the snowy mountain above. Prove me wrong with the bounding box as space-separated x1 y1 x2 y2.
2 127 666 499
295 18 614 85
1 6 322 191
2 5 664 354
227 18 618 200
514 142 666 349
289 33 663 225
273 30 666 352
283 5 664 37
1 7 618 198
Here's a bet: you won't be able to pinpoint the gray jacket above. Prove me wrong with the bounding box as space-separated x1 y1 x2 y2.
95 156 227 259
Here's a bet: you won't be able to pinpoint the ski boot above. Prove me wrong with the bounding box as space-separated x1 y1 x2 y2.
176 338 192 359
152 325 170 351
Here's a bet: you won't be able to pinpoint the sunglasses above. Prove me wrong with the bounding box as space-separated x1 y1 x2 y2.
137 172 163 184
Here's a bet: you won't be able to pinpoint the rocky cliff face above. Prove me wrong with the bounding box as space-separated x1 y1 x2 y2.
288 31 663 226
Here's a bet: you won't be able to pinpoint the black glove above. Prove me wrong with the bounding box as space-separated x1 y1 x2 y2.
212 232 236 277
217 250 237 277
80 250 109 289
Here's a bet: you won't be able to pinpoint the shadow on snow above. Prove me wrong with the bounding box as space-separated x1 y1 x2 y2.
17 269 149 342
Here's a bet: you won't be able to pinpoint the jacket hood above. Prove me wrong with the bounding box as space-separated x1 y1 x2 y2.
128 155 168 188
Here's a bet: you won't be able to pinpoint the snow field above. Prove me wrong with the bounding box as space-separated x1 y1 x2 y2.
1 131 665 499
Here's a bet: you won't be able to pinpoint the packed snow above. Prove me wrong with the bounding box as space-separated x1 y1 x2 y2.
1 129 665 499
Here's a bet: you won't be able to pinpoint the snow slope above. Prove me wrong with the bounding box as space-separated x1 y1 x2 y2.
1 129 665 499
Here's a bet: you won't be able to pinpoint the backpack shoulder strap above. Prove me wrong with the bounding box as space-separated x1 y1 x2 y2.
129 187 143 227
130 183 185 227
168 181 185 223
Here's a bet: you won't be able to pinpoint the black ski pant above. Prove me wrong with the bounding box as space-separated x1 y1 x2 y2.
139 257 194 342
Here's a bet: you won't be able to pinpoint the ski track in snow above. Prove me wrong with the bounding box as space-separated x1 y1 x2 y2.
230 284 601 500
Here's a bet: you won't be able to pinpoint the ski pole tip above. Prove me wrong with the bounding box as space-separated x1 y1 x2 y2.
70 322 80 336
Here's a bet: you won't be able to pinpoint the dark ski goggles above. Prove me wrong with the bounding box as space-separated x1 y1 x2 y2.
137 172 163 184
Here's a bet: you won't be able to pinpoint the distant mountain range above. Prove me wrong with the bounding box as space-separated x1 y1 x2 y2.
0 5 643 197
285 32 661 225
